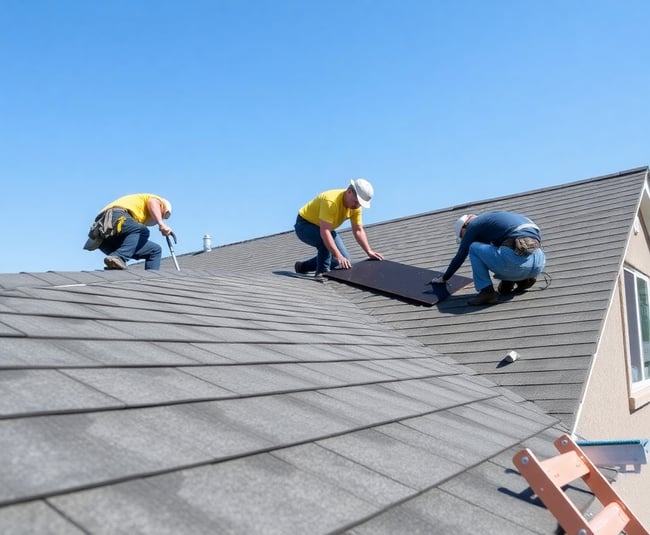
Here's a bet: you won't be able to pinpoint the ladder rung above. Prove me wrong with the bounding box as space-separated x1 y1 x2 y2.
589 502 630 535
540 450 589 488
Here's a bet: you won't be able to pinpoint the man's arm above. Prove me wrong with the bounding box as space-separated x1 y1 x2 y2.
351 222 383 261
146 198 173 236
437 240 471 282
319 220 352 269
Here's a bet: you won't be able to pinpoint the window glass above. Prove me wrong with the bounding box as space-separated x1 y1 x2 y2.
637 277 650 379
624 268 650 385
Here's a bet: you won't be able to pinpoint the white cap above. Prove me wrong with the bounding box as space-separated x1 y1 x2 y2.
454 214 471 243
350 178 373 208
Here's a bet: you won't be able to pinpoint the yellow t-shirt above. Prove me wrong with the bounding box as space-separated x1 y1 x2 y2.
298 189 362 229
101 193 165 225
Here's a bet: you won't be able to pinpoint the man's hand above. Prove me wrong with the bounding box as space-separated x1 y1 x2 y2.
366 250 384 261
159 223 173 236
336 255 352 269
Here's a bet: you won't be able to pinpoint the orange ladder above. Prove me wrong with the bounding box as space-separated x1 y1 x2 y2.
512 434 648 535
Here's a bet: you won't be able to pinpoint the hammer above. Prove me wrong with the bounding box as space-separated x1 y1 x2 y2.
165 232 180 271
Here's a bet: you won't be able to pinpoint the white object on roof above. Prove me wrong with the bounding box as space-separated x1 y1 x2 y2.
577 438 649 473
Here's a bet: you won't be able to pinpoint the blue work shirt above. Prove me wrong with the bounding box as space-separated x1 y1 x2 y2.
443 211 541 280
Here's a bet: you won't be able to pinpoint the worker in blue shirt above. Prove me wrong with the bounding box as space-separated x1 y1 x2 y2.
432 211 546 306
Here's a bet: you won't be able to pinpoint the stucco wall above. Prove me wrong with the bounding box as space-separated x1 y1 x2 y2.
576 216 650 527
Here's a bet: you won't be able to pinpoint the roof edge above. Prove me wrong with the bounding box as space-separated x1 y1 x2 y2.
180 166 650 254
367 166 650 229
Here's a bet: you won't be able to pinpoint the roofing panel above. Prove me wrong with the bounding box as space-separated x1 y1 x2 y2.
0 501 85 535
0 369 123 417
0 314 136 340
50 454 379 535
0 338 98 368
48 339 205 366
272 442 413 506
345 487 541 535
318 427 465 490
62 367 233 405
179 363 322 395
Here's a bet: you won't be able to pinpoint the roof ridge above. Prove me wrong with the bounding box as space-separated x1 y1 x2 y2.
369 166 649 228
177 166 649 253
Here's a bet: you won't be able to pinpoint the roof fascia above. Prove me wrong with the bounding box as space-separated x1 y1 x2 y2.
573 168 649 434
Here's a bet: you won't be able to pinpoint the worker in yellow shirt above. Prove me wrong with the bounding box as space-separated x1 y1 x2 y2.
294 179 383 280
84 193 174 270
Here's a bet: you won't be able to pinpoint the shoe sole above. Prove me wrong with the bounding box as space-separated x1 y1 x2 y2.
497 281 516 295
104 257 126 270
468 298 498 306
514 278 537 293
295 261 311 275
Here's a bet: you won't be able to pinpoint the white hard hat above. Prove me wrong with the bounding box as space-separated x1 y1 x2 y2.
454 214 471 243
162 199 172 219
350 178 373 208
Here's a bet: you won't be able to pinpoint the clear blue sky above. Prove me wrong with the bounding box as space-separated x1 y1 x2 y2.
1 0 649 274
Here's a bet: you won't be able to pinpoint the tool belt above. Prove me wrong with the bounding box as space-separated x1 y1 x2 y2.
83 209 128 251
501 237 542 256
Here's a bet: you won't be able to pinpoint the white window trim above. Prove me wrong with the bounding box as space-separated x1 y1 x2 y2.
622 267 650 410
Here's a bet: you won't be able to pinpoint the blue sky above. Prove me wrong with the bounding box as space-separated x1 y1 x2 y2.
1 0 649 273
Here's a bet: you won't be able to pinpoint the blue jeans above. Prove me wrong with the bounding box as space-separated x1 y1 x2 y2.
294 215 350 274
469 242 546 291
99 209 162 270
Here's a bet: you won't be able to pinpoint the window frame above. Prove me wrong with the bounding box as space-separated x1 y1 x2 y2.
622 267 650 409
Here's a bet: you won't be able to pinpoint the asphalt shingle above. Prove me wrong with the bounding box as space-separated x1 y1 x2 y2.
2 167 648 532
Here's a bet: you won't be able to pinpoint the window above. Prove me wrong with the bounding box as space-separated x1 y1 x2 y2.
624 268 650 387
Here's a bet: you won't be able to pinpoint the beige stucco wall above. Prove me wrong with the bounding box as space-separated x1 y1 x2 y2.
576 214 650 527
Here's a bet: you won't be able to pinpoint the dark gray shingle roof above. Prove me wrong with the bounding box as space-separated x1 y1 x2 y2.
1 268 567 533
2 166 645 533
177 167 648 427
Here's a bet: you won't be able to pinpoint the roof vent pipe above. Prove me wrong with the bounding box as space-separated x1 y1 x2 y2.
203 234 212 252
505 350 519 363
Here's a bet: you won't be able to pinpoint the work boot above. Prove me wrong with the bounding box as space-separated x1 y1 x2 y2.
515 278 537 292
294 261 308 274
467 286 498 306
497 280 516 295
313 272 326 282
104 256 126 270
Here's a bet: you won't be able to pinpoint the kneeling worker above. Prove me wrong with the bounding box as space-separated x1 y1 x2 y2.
84 193 174 270
294 178 383 280
432 211 545 305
